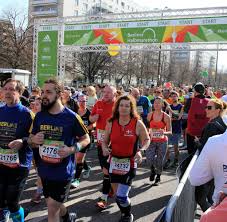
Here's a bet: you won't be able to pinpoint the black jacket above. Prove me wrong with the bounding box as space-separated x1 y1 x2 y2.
66 97 79 113
198 116 226 153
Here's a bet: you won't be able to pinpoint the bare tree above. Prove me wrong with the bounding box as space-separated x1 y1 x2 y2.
67 51 112 84
0 9 33 70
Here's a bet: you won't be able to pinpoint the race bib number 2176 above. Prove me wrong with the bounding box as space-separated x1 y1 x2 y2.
39 140 64 164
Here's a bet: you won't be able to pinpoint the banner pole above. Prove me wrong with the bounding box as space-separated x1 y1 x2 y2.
215 43 219 87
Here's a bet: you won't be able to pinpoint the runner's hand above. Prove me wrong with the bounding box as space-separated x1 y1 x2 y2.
32 132 45 145
102 148 110 157
58 145 74 158
194 136 199 142
135 151 143 165
212 191 227 209
8 139 23 150
92 114 99 122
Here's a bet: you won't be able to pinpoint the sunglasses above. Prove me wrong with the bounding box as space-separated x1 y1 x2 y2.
155 91 161 93
205 106 215 110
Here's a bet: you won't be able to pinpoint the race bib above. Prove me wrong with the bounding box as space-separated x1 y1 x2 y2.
182 113 188 120
172 110 179 119
109 157 130 175
97 129 105 143
172 110 179 115
137 106 144 114
39 140 64 164
0 148 19 168
151 129 165 139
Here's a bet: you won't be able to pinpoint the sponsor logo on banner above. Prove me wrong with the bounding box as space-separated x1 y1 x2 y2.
42 34 51 42
42 47 51 53
41 56 51 61
127 28 158 43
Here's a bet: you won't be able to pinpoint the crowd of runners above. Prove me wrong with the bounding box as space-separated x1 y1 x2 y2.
0 78 227 222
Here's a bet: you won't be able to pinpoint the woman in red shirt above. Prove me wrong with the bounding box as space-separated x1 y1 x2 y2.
102 95 150 222
146 97 172 184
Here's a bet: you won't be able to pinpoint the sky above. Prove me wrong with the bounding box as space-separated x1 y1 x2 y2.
0 0 28 13
1 0 227 14
0 0 226 70
138 0 227 10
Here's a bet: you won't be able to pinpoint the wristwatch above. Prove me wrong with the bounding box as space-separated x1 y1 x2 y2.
74 142 82 152
22 137 28 146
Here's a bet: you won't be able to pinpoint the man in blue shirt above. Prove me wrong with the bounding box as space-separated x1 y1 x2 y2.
131 88 152 127
165 91 183 168
0 79 33 222
29 79 90 222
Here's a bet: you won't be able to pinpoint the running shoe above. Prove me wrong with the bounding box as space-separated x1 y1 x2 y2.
155 174 161 184
163 159 171 169
68 212 77 222
24 208 30 219
108 188 115 198
96 199 108 210
119 213 134 222
173 158 179 167
149 172 156 182
31 192 42 204
82 166 91 179
71 179 80 188
0 209 9 222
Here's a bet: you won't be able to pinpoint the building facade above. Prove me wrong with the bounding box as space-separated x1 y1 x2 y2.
28 0 143 19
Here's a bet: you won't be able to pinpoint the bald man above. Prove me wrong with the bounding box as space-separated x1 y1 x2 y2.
90 85 116 209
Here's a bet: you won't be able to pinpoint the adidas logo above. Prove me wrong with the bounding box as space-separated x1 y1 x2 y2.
42 35 51 42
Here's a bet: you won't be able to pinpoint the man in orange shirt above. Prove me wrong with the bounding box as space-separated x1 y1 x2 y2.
89 85 116 209
163 88 173 106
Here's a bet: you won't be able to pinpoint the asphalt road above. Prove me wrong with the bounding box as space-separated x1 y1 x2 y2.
19 147 181 222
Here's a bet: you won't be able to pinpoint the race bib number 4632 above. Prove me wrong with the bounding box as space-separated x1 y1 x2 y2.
109 157 130 175
0 148 19 168
39 140 64 164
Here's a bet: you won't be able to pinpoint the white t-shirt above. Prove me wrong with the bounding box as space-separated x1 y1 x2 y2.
189 130 227 204
87 96 97 111
0 101 5 107
221 95 227 103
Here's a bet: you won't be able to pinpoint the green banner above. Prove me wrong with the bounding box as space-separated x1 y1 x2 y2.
64 17 227 45
36 16 227 83
37 30 58 86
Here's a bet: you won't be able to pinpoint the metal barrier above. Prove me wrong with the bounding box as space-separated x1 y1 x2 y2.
164 150 199 222
154 208 166 222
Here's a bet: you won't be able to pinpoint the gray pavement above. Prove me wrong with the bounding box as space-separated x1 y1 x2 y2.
20 147 181 222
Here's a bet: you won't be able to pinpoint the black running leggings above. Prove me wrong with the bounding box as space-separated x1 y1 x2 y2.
0 166 29 213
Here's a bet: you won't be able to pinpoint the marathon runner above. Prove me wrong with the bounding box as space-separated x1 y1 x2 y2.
89 85 116 209
71 94 92 188
28 79 90 222
102 95 150 222
61 86 79 113
0 79 34 222
187 82 209 154
30 96 43 204
146 97 172 184
130 88 151 127
165 91 183 168
86 86 98 112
